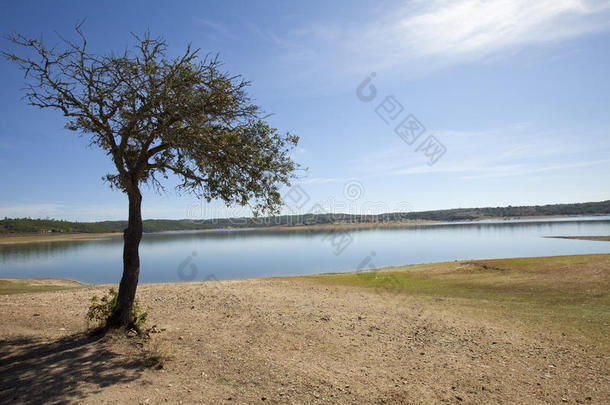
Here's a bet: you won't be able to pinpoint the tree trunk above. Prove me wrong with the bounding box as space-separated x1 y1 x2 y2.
108 186 143 328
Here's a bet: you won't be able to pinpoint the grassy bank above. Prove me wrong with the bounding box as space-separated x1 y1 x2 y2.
307 254 610 339
0 279 86 295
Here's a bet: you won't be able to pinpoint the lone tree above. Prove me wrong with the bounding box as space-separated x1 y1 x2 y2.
4 24 299 328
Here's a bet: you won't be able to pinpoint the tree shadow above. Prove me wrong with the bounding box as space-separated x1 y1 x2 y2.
0 332 145 404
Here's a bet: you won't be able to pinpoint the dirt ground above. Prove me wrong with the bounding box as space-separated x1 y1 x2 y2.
1 270 608 404
0 232 122 245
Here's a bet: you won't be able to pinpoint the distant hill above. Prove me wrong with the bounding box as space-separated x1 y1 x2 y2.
1 200 609 235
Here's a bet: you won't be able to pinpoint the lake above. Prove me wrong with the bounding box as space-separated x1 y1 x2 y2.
1 216 609 284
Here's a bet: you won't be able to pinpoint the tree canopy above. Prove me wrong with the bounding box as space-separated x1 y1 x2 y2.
4 24 299 214
4 24 299 328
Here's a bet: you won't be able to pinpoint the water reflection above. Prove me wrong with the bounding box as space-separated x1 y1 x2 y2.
0 237 121 264
0 218 609 284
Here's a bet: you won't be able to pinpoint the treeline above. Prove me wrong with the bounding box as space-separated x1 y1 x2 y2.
395 200 610 222
0 218 118 234
0 218 214 234
2 200 609 235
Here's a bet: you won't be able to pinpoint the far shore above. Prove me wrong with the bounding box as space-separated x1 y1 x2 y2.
0 232 123 245
1 213 608 245
545 235 610 241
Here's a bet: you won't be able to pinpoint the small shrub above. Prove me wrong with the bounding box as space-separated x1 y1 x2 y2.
87 288 151 330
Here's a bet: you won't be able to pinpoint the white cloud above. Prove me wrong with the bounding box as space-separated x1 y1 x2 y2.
394 0 608 57
283 0 610 76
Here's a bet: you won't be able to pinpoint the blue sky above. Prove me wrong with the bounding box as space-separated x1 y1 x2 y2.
1 0 609 221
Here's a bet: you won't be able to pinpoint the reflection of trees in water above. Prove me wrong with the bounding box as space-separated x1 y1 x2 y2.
422 220 610 235
2 219 608 267
0 238 122 264
139 230 303 247
0 232 252 265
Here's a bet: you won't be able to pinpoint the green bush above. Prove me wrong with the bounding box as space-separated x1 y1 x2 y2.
87 288 150 329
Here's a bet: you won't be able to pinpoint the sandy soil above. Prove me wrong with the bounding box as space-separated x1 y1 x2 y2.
0 232 122 245
0 278 86 287
546 236 610 242
1 274 608 404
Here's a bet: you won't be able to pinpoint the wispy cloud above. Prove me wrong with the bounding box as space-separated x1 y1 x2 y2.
347 123 610 179
196 19 236 41
301 177 351 185
247 23 288 47
388 0 609 57
386 157 610 179
460 158 610 179
278 0 610 77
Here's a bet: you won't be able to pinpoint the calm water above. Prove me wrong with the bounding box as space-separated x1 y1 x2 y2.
1 217 609 284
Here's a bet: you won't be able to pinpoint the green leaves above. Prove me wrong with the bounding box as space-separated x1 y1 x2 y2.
6 27 299 214
87 288 150 329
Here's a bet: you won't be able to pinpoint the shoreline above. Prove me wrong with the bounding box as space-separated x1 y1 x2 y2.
2 214 608 245
0 232 123 245
545 235 610 241
1 253 608 403
3 252 610 290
